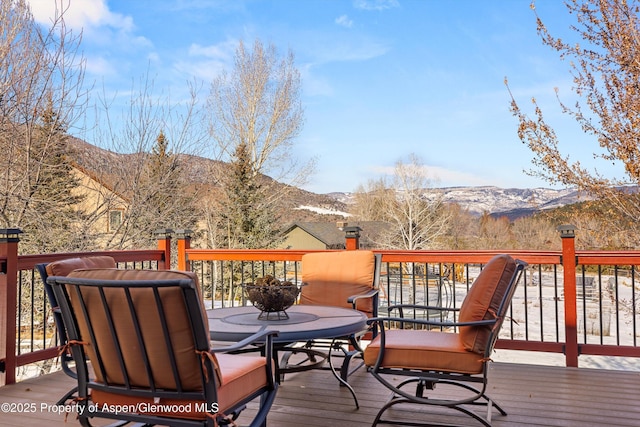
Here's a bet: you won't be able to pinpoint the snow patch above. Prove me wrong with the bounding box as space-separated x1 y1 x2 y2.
296 205 351 217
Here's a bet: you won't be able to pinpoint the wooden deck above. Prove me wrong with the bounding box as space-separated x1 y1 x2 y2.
0 361 639 426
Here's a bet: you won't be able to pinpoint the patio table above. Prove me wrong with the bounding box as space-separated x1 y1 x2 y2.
207 304 368 407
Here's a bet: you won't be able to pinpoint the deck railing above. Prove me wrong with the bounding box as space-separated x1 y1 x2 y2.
0 229 173 385
2 225 640 387
181 226 640 369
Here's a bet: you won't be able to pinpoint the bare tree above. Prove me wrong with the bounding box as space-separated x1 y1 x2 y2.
83 76 207 249
206 39 312 248
468 214 513 250
439 203 478 250
507 0 640 242
351 154 451 250
350 179 393 222
511 215 557 250
0 0 88 253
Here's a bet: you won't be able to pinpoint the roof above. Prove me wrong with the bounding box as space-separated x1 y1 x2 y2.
283 221 388 249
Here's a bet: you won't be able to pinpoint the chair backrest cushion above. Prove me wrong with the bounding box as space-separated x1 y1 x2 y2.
64 268 217 390
458 254 518 354
45 256 117 277
300 250 376 314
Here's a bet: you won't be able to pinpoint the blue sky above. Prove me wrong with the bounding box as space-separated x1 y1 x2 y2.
28 0 612 194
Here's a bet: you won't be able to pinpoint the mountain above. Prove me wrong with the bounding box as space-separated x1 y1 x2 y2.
68 137 352 222
322 186 591 219
68 138 587 221
433 186 591 218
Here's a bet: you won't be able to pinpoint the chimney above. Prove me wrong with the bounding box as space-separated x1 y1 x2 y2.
343 226 361 250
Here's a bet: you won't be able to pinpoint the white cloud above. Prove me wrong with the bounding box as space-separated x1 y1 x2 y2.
84 55 117 77
188 42 234 60
353 0 400 11
174 58 227 82
147 52 160 63
312 37 390 63
28 0 133 33
177 40 238 81
335 15 353 28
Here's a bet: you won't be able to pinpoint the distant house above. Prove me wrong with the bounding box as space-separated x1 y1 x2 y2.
70 164 129 236
280 221 388 250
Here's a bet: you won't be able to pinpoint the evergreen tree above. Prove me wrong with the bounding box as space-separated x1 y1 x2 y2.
145 130 180 218
0 0 86 253
119 130 200 249
25 99 87 252
220 142 280 249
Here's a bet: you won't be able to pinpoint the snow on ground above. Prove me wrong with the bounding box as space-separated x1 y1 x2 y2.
380 265 640 372
295 205 351 217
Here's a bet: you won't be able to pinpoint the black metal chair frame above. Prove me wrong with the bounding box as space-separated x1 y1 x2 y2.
279 252 382 408
48 274 278 427
366 258 526 427
36 263 78 405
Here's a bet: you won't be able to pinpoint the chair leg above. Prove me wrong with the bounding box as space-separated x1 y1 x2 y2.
55 386 78 405
372 395 497 427
247 386 278 427
370 375 506 427
328 339 360 409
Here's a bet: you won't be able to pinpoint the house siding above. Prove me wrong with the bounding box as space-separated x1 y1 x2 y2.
280 227 327 249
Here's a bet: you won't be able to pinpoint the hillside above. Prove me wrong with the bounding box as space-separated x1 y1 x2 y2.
68 138 351 224
68 138 587 221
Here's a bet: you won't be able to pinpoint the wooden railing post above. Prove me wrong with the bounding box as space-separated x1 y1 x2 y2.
0 229 21 385
559 224 579 367
176 229 192 271
154 229 173 270
343 226 361 250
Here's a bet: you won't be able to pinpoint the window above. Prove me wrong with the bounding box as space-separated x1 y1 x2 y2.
109 210 123 232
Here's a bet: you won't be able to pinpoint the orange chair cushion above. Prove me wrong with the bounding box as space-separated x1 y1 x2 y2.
91 353 268 420
45 256 117 277
65 268 220 389
300 250 376 315
363 329 485 375
457 254 518 354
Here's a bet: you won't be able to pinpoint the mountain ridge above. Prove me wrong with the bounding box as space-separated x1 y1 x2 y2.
320 186 591 219
67 137 587 220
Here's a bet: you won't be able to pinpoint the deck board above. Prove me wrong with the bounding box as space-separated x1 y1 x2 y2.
0 361 639 426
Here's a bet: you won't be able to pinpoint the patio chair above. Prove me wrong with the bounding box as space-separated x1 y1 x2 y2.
285 250 381 396
36 256 117 405
364 254 526 427
48 267 278 427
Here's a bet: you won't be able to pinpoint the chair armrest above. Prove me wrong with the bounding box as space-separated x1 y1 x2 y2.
367 316 497 330
347 288 379 307
210 330 279 354
387 303 459 316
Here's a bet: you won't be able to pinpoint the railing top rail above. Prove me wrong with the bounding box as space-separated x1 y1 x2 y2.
17 249 165 270
185 248 562 264
185 249 321 262
576 251 640 265
377 250 561 264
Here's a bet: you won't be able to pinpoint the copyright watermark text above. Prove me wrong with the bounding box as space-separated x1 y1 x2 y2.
0 401 219 416
1 402 83 415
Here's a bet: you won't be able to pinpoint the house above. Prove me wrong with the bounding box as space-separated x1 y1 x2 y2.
70 163 129 236
280 221 388 250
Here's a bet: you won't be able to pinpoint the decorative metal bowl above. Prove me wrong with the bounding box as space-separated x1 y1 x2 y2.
243 275 302 320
